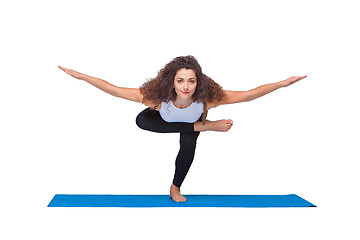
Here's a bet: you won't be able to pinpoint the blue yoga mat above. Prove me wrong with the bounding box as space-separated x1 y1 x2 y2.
48 194 316 208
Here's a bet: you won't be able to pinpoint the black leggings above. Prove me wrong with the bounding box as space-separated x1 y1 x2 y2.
136 108 201 188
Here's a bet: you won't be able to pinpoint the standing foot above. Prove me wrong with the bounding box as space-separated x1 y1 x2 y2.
169 184 187 202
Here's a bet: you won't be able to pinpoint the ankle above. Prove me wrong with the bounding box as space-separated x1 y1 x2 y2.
170 184 180 190
194 120 212 132
194 121 205 132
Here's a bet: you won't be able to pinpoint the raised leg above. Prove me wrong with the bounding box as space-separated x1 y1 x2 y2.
136 108 196 133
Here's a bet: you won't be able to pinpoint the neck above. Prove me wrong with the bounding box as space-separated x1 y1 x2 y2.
173 97 192 109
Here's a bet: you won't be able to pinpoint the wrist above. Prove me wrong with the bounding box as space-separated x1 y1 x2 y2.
277 80 286 88
80 74 92 81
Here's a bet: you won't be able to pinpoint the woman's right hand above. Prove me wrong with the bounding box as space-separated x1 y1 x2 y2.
58 66 86 80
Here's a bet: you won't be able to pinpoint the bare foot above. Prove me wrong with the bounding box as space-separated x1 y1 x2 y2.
194 119 233 132
210 119 233 132
169 184 187 202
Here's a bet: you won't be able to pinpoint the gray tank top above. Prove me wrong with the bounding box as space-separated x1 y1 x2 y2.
159 101 204 123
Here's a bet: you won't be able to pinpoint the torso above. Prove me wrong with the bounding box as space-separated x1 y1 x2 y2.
159 101 204 123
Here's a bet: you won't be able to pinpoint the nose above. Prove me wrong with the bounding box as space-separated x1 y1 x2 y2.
183 82 189 90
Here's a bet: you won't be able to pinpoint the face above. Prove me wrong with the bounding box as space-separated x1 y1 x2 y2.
173 68 197 99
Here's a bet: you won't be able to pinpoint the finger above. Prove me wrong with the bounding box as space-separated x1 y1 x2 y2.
58 66 69 73
290 76 305 84
296 75 307 80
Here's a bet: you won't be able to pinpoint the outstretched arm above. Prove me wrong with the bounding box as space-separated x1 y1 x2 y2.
58 66 156 107
208 75 307 108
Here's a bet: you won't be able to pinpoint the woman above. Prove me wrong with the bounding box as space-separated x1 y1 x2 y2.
59 55 306 202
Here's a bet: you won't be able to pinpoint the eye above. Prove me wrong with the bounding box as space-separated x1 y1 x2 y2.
177 79 183 83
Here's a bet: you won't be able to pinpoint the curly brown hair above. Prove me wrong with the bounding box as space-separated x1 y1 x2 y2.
140 55 225 122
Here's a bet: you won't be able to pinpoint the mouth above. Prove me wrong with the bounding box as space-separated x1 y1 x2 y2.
181 91 190 94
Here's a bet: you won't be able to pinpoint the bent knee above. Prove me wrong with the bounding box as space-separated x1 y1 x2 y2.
136 113 149 130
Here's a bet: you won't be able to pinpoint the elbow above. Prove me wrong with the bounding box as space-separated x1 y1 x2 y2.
108 88 121 98
243 91 255 102
109 91 120 98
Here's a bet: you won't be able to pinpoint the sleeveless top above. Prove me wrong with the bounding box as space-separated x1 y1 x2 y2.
159 101 204 123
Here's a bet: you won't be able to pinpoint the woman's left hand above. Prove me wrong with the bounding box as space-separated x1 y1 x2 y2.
280 75 307 87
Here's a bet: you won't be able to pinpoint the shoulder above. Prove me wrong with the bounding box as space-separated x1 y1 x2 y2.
206 101 222 111
203 90 229 110
143 99 162 111
205 90 228 110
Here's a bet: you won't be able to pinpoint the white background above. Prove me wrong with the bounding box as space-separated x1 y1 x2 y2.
1 0 359 239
